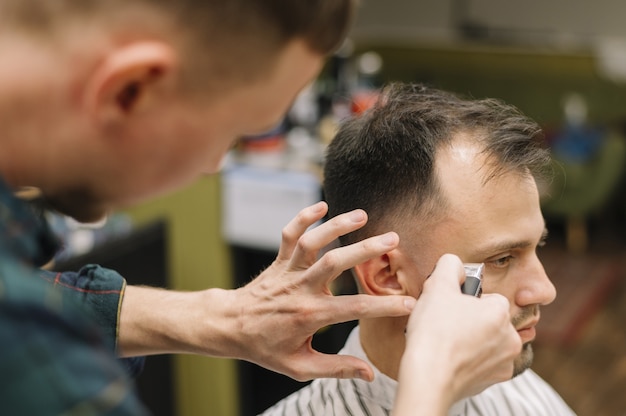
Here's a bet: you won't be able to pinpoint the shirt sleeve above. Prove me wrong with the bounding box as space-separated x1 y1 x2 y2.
38 265 126 352
38 266 148 379
1 260 150 415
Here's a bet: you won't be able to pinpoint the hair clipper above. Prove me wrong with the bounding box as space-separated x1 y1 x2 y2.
461 263 483 297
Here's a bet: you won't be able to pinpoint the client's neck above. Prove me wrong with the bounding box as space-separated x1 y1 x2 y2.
359 317 408 380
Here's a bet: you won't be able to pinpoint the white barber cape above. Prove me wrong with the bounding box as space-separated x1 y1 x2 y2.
260 327 576 416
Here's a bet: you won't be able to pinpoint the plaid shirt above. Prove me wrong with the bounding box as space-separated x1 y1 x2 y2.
0 180 149 415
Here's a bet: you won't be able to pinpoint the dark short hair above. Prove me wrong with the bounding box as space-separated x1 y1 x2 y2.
3 0 356 90
323 83 551 246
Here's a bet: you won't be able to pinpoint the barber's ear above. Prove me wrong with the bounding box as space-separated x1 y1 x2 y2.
353 252 406 296
84 41 177 124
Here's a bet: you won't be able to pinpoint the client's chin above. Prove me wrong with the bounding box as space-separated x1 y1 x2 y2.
513 342 534 378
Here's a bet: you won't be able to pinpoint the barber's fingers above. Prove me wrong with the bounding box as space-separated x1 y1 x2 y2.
277 202 404 281
304 232 400 291
286 208 395 272
276 202 330 262
422 253 466 293
284 349 375 382
479 292 512 311
309 293 416 329
476 292 521 371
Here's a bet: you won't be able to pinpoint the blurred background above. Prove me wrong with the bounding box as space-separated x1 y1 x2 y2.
53 1 626 415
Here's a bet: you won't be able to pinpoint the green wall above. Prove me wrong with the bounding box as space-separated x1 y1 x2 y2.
356 43 626 127
123 175 238 416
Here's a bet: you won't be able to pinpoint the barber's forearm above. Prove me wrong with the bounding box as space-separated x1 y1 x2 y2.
116 285 238 358
393 347 454 416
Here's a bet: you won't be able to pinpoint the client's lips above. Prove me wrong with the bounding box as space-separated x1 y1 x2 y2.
516 319 540 342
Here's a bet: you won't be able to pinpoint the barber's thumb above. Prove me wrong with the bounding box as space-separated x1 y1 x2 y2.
425 253 465 291
479 292 511 311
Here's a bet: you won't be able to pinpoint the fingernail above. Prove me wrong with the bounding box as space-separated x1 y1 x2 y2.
312 201 326 212
404 298 416 311
357 370 373 382
381 232 398 246
350 210 366 222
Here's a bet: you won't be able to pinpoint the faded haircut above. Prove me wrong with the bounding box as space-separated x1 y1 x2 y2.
323 83 551 246
1 0 357 91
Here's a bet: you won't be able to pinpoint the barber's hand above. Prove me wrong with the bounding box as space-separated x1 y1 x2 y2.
229 202 416 381
393 254 521 416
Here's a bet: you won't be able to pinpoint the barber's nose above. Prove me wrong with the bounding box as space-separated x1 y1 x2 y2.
515 255 556 307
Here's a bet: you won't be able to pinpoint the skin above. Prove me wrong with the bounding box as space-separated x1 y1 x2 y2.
356 133 556 384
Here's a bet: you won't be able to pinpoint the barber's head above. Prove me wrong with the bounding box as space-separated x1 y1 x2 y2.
0 0 356 221
323 83 556 377
2 0 354 87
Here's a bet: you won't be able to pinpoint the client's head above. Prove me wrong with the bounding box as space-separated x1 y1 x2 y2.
323 83 556 379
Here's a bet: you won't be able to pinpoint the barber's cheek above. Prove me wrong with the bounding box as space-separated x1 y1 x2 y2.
201 151 228 174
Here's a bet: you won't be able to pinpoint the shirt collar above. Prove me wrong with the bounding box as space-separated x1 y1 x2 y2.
339 326 399 410
340 325 469 414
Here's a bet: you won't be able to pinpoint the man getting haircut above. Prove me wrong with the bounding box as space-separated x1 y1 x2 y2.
262 83 575 415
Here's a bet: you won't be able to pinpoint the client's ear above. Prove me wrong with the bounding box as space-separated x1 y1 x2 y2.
84 41 178 125
353 252 406 296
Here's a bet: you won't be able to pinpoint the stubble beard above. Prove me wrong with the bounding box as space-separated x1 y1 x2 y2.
513 342 534 377
44 187 109 224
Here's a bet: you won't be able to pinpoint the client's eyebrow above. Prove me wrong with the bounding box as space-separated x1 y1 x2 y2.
471 224 548 259
476 239 532 258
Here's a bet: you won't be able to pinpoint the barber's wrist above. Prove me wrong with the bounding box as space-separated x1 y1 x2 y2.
117 286 217 357
191 287 247 358
401 333 460 407
395 346 455 416
158 286 249 359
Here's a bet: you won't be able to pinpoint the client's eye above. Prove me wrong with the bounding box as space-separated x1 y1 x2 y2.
491 255 513 268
